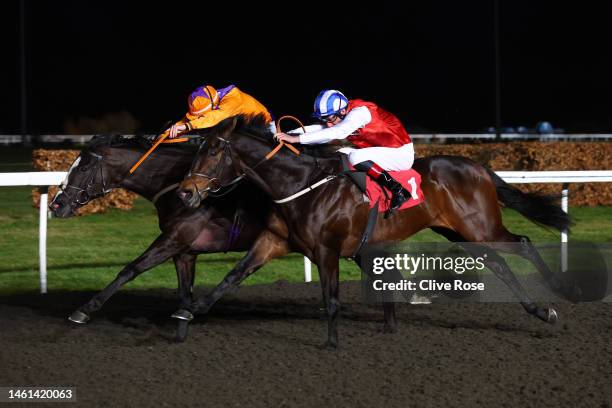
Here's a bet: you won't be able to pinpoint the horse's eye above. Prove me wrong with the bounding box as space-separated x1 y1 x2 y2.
80 166 89 172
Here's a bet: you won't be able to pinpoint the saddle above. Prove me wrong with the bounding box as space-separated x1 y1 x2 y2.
340 155 425 213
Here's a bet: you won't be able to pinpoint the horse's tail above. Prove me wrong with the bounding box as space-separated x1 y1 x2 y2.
485 167 571 232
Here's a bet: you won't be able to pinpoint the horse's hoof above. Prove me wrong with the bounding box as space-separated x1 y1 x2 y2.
171 309 194 321
176 320 190 343
68 310 90 324
547 308 559 324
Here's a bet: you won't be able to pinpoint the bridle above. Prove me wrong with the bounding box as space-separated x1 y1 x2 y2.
61 152 113 208
187 116 302 199
187 136 247 198
188 136 302 198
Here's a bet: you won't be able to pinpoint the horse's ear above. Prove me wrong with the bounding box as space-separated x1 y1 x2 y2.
217 116 239 139
87 134 112 149
88 134 106 144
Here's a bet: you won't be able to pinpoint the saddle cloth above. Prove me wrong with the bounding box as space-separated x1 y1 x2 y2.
340 155 424 213
365 168 425 212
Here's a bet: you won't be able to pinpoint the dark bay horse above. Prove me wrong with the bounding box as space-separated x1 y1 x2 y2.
178 115 571 349
49 134 280 339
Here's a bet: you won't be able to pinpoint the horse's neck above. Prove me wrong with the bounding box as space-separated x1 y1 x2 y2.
121 174 166 202
240 140 341 201
117 148 190 202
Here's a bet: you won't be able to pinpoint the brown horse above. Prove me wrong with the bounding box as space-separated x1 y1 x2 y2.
178 115 571 349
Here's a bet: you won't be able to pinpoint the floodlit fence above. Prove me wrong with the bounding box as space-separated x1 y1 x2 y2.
1 171 612 292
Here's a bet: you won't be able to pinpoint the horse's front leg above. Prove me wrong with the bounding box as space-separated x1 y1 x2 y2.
193 229 289 315
315 247 341 350
68 234 185 324
171 253 197 341
170 252 197 317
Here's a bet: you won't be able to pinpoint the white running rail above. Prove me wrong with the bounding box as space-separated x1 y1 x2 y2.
2 171 612 291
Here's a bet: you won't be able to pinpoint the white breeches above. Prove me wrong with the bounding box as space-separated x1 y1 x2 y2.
338 143 415 171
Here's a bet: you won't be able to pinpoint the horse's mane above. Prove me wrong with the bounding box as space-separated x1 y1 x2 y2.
84 115 343 159
85 133 195 155
202 114 341 159
86 134 139 151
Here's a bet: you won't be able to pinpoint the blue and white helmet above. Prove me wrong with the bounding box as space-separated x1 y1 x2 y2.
313 89 349 119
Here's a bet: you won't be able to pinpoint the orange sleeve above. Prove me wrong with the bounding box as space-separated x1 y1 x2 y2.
186 91 245 130
186 88 272 130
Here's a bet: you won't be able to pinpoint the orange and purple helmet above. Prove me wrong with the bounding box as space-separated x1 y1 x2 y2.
186 85 219 119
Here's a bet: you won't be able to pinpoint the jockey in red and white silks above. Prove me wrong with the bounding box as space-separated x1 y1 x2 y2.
275 89 414 210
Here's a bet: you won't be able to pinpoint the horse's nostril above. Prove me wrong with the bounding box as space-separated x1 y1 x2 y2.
178 190 192 201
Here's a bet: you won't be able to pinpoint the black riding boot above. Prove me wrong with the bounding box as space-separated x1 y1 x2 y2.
378 171 411 210
354 161 411 210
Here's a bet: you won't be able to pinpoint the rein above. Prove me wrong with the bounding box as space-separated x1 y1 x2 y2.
189 115 351 204
129 133 201 174
62 137 199 208
188 116 302 198
246 115 303 168
132 116 303 198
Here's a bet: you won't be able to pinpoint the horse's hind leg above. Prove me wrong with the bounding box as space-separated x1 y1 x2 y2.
192 230 289 315
494 233 578 300
444 223 558 323
478 247 558 323
355 257 397 333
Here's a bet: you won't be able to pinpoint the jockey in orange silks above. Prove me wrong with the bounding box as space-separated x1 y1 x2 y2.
275 89 415 210
165 85 274 138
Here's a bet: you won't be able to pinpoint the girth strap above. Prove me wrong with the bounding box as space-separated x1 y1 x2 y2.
351 199 379 265
224 207 243 252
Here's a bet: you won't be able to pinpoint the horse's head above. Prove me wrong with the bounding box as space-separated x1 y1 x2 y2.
178 118 243 208
49 135 130 217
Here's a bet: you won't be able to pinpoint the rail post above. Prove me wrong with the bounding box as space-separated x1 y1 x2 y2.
561 183 569 273
304 257 312 282
38 186 48 294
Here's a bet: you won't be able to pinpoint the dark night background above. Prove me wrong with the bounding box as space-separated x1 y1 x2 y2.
0 1 611 134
